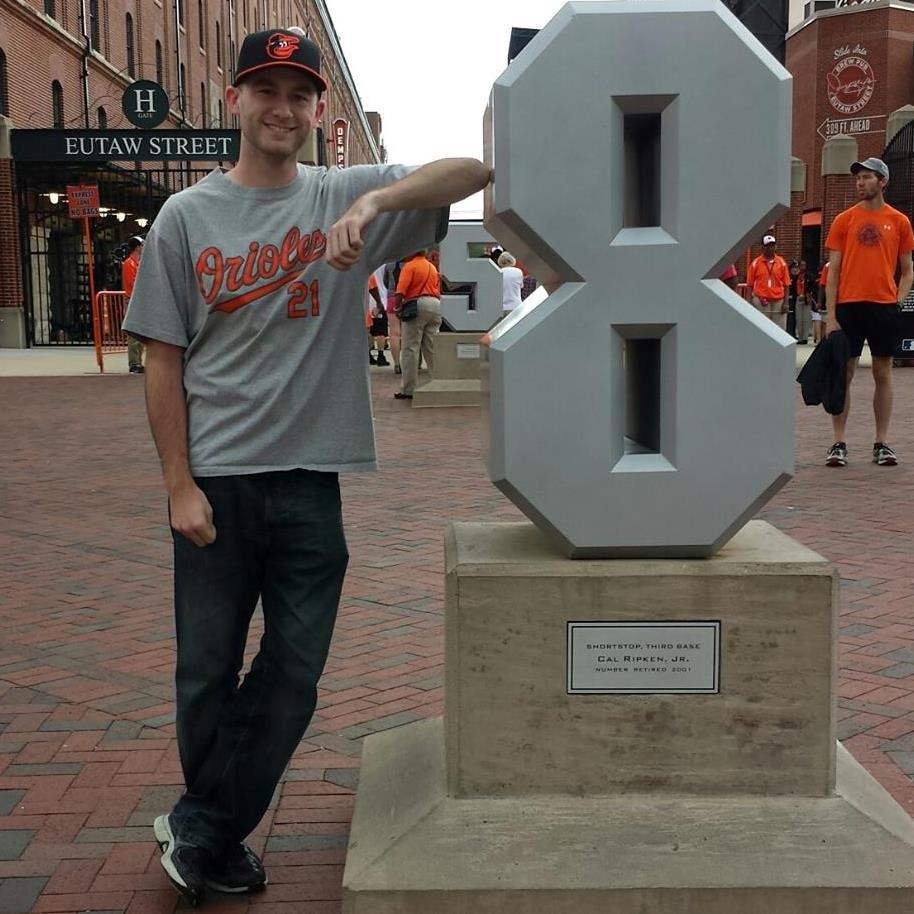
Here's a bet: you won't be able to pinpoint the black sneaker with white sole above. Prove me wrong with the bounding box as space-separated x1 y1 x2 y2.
205 842 268 894
153 814 210 907
873 442 898 466
825 442 848 467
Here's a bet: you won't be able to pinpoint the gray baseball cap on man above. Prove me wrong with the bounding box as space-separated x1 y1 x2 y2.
851 157 889 181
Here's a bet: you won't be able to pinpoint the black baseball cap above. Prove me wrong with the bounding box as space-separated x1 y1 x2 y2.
233 28 327 94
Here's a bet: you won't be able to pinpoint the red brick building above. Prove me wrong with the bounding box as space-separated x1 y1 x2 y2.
755 0 914 280
0 0 386 347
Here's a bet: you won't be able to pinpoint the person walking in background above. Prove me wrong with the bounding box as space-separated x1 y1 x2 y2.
812 260 828 345
367 273 389 366
719 263 739 293
793 259 811 344
394 249 441 400
823 157 914 468
383 260 403 374
121 236 145 374
122 27 490 904
747 235 790 329
498 251 524 314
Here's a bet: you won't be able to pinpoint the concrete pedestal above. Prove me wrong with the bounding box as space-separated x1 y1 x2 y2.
342 521 914 912
0 308 26 348
412 332 482 408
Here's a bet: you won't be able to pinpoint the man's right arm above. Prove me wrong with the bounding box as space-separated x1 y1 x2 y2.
825 250 842 336
145 340 216 547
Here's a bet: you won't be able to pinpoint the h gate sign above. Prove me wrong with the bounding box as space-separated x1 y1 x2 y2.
483 0 795 558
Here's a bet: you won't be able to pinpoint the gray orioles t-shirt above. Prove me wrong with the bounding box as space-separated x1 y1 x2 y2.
123 164 446 476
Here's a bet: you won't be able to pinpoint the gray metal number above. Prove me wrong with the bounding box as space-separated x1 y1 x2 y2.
483 0 795 557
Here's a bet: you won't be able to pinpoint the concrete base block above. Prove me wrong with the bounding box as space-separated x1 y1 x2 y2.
445 520 837 797
342 717 914 914
0 308 27 348
412 379 481 408
434 332 485 380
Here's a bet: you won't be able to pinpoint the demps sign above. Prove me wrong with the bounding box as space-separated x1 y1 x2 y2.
11 130 241 162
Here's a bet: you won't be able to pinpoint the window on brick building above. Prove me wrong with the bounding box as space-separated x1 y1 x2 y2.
89 0 100 51
199 0 206 49
52 80 64 128
0 49 7 118
178 0 185 28
156 40 164 88
44 0 56 18
230 39 236 81
216 21 222 68
200 82 207 127
98 106 107 129
218 98 223 127
126 14 136 78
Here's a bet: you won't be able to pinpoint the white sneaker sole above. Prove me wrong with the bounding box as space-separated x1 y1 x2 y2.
154 814 203 906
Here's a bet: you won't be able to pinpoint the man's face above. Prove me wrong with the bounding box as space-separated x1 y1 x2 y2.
763 242 776 257
855 169 886 201
226 69 325 163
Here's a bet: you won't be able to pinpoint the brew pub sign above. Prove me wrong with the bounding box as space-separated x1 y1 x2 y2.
826 45 875 116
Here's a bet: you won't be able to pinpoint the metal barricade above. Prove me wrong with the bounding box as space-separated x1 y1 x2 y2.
92 291 129 373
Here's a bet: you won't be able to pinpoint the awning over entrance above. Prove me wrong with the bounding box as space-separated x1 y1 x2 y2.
802 210 822 227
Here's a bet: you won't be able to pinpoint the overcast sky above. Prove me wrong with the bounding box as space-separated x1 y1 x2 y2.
325 0 565 217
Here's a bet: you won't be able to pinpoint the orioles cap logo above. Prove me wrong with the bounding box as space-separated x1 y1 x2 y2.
266 33 299 60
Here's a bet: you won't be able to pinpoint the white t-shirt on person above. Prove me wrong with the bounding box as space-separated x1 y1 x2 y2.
501 265 524 312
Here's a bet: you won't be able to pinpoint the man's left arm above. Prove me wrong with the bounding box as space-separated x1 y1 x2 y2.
326 158 492 271
897 251 913 304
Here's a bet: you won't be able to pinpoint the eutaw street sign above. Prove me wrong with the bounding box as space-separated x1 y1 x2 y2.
11 129 240 162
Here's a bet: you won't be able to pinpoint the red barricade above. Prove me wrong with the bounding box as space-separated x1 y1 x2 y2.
92 291 129 373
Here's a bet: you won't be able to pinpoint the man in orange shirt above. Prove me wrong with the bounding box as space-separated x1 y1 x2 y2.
746 234 790 329
824 157 914 467
121 236 145 373
393 249 441 400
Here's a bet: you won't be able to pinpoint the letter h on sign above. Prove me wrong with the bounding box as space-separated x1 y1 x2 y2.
132 89 157 114
483 0 795 558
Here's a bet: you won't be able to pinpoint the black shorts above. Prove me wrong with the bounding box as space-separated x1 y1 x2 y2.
835 301 900 358
370 313 389 337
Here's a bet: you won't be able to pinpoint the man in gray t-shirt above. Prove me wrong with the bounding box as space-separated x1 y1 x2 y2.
124 27 491 905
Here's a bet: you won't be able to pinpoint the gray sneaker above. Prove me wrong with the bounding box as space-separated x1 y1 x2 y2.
873 442 898 466
825 442 848 467
205 842 268 894
153 814 209 907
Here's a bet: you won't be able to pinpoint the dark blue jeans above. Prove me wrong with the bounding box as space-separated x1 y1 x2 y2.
169 470 348 852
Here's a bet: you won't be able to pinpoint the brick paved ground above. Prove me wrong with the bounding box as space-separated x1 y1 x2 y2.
0 359 913 912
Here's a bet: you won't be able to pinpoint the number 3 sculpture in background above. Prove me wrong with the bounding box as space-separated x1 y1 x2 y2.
483 0 796 558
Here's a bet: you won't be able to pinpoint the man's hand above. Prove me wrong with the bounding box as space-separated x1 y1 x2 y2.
826 317 840 336
169 480 216 547
326 192 380 271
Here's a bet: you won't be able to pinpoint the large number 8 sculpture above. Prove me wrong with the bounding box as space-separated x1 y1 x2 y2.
484 0 796 558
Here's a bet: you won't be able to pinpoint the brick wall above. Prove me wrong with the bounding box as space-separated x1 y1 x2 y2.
0 158 23 311
787 2 914 210
0 0 380 156
822 173 858 257
771 189 806 267
0 0 384 329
